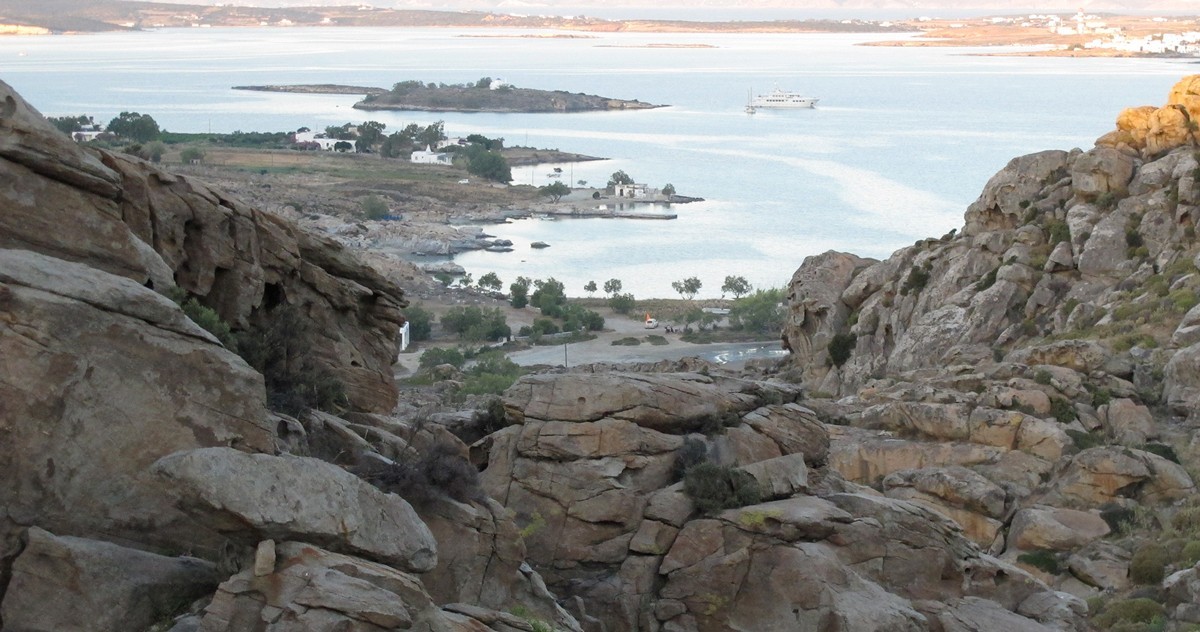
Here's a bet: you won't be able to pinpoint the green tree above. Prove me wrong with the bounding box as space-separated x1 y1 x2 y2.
478 272 503 292
609 292 636 315
603 278 623 296
465 146 512 183
143 141 167 163
417 121 446 150
721 275 752 299
607 170 634 189
180 147 205 164
671 277 702 300
404 304 433 341
48 114 92 135
474 76 493 89
584 280 598 297
106 111 160 142
827 332 857 367
360 195 390 220
355 120 387 152
662 183 676 197
539 181 571 202
509 276 531 308
530 278 567 315
333 140 353 152
728 288 785 334
440 306 510 342
324 123 356 140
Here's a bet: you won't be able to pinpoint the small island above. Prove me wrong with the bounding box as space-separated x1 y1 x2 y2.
353 78 664 113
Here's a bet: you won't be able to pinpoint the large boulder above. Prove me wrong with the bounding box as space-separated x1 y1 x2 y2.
197 541 493 632
153 447 437 572
0 78 408 413
0 527 220 632
782 250 874 373
0 249 271 552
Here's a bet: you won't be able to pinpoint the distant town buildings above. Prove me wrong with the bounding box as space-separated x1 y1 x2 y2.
410 146 453 165
981 13 1200 55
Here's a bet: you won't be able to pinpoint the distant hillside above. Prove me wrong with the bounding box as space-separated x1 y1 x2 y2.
0 0 910 33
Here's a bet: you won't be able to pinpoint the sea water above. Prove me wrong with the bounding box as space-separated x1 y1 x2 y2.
1 27 1191 298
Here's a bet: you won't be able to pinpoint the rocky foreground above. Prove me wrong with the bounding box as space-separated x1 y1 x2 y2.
2 73 1200 632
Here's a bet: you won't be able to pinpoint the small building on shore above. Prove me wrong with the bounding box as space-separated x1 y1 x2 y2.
411 145 453 165
615 183 651 199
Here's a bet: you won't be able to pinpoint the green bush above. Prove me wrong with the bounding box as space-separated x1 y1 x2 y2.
1046 219 1071 244
682 462 763 516
1034 369 1053 385
1017 549 1061 575
900 265 931 295
360 195 390 220
1093 598 1164 629
1067 429 1104 451
459 353 524 396
1129 543 1169 585
441 306 511 342
1050 397 1077 423
1170 507 1200 537
827 332 857 368
404 304 433 341
1182 541 1200 567
975 266 999 291
608 292 637 315
419 347 466 370
673 437 708 481
611 337 641 346
645 335 669 346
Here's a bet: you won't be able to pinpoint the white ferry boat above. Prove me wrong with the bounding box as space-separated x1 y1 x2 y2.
750 88 819 109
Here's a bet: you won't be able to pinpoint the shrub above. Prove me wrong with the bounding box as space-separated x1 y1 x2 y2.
1100 502 1137 533
459 353 524 396
1067 429 1104 451
900 265 931 295
1017 549 1061 575
237 305 347 415
1170 507 1200 537
1050 397 1077 423
419 347 465 370
827 332 857 368
608 292 636 315
359 441 484 506
404 304 433 341
1046 219 1071 244
697 411 740 436
975 266 999 291
1034 369 1053 385
180 297 237 349
1091 386 1113 408
531 318 560 336
360 195 390 220
1129 543 1169 585
683 462 763 515
645 335 669 346
1093 598 1164 629
441 306 511 342
611 337 641 346
673 437 708 480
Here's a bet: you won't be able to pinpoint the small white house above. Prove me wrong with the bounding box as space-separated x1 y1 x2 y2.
397 321 410 355
615 183 650 199
410 146 453 165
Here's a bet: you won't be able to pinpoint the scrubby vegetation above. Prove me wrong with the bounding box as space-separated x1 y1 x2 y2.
359 440 484 506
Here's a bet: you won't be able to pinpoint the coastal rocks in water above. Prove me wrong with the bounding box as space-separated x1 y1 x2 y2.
153 447 438 572
530 241 550 248
354 82 664 113
0 527 220 632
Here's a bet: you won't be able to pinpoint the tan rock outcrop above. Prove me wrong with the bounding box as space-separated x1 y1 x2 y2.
0 249 271 552
0 78 406 413
0 527 220 632
1097 76 1200 157
153 447 437 572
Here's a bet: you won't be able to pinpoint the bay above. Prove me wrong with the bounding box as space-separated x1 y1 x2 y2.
1 27 1191 297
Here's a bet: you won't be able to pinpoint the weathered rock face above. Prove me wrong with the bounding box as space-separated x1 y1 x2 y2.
1 527 220 632
153 447 438 572
197 541 504 632
480 370 1083 632
0 78 405 413
0 249 271 552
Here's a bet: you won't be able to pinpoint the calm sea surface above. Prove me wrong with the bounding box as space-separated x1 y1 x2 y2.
1 28 1193 297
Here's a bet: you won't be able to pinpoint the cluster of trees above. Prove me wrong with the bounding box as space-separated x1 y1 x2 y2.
390 77 512 94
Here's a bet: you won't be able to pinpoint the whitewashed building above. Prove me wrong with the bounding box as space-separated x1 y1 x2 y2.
411 146 453 165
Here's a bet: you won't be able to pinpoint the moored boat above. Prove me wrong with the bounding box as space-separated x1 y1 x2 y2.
751 88 818 109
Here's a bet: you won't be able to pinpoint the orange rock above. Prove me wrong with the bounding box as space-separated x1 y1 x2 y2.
1167 74 1200 119
1145 105 1193 156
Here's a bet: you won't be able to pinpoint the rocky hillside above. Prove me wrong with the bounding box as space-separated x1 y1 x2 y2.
782 76 1200 630
3 71 1200 632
